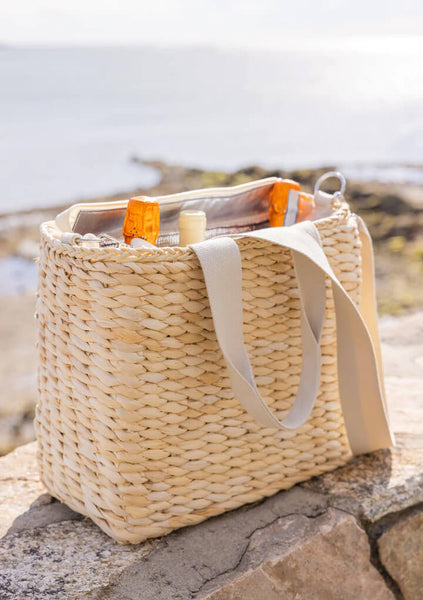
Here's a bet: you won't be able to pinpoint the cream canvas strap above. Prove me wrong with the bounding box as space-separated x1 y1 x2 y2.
190 220 394 456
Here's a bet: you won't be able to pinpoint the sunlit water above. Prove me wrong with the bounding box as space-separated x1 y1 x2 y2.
1 43 423 214
0 256 38 295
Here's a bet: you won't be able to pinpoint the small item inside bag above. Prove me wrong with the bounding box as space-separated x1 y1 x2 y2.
178 210 207 246
122 197 160 245
269 180 314 227
56 174 340 248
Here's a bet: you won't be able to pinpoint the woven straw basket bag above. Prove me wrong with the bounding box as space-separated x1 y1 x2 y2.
35 173 393 544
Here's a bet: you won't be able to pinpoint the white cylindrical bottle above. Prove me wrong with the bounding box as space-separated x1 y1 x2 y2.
178 210 207 246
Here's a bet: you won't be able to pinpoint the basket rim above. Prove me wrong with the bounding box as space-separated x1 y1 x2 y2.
40 201 352 263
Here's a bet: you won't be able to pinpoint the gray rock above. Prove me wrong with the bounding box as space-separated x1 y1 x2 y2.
378 510 423 600
379 313 423 450
0 479 331 600
0 442 47 538
201 569 282 600
87 486 329 600
202 510 394 600
8 497 82 535
301 447 423 522
0 443 81 539
0 519 155 600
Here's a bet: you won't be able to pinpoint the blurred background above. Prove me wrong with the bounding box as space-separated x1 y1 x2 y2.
0 0 422 453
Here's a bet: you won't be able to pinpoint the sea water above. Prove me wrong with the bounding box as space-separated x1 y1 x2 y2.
0 43 422 214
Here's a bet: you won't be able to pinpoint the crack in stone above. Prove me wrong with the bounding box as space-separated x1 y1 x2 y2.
298 490 410 599
189 507 329 598
360 503 423 600
364 527 405 600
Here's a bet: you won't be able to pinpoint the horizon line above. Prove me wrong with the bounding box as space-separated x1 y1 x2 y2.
1 33 423 53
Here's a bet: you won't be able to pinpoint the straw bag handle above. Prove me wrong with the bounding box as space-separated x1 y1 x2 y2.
191 220 394 455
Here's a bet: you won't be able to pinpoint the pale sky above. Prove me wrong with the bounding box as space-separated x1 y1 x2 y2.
1 0 423 47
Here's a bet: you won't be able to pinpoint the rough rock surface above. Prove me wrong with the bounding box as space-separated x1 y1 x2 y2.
378 511 423 600
202 511 394 600
0 442 46 539
0 520 155 599
380 313 423 450
302 447 423 522
0 313 421 599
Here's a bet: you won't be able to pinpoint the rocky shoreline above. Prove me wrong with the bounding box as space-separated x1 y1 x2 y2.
0 160 422 455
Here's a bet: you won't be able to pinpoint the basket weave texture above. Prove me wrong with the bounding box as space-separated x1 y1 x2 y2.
35 203 360 544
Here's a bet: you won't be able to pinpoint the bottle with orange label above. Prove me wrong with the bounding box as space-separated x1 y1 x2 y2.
269 179 314 227
122 196 160 246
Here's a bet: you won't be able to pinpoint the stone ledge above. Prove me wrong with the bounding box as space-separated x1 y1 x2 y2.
0 313 421 600
201 510 393 600
378 510 423 600
2 441 421 600
302 447 423 523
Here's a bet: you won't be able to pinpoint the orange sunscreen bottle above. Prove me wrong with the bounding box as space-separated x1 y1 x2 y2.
122 197 160 245
269 180 314 227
